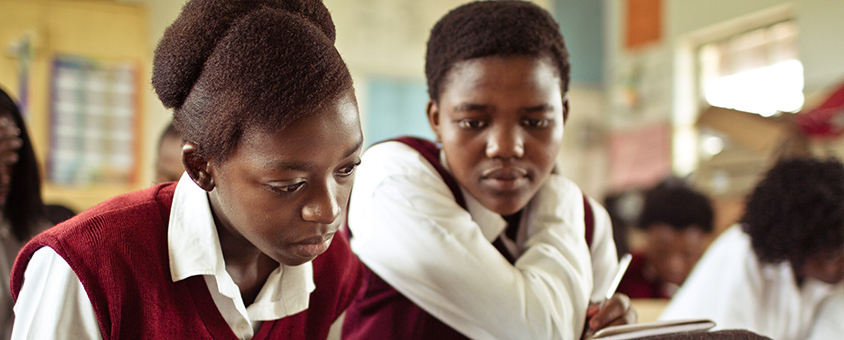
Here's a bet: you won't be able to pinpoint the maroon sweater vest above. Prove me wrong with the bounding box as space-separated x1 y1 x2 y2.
342 137 594 340
11 182 364 340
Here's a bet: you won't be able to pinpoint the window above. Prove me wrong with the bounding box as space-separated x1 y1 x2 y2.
698 20 801 117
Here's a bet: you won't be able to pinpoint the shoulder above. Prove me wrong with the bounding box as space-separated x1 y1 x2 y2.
61 183 175 228
354 140 454 202
359 140 441 180
18 183 176 276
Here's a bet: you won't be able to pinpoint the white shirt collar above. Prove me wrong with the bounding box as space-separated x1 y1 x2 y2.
439 151 507 242
167 174 315 330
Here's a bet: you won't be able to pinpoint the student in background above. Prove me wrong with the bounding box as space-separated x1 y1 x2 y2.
0 86 51 340
11 0 364 338
660 158 844 340
342 2 634 339
617 181 714 299
153 122 184 184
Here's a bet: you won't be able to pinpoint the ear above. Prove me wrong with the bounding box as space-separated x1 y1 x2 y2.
182 142 215 192
562 96 570 125
426 99 442 141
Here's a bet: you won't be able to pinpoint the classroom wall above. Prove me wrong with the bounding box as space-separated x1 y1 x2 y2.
603 0 844 180
0 0 150 213
8 0 844 213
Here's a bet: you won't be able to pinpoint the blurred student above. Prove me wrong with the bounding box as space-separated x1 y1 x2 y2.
660 158 844 340
10 0 364 338
341 2 634 339
153 122 184 184
0 87 50 340
617 182 714 299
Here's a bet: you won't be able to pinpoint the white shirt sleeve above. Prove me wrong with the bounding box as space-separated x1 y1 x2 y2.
806 290 844 340
659 227 758 329
348 143 593 340
12 247 103 340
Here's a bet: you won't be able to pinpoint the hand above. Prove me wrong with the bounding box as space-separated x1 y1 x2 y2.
581 293 637 339
0 116 22 183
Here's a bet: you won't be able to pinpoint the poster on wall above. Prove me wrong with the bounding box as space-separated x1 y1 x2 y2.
625 0 662 50
48 55 138 186
609 123 671 191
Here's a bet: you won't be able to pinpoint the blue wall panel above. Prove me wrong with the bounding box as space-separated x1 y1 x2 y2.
555 0 606 87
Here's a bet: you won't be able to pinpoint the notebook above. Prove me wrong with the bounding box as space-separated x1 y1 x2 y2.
588 319 716 340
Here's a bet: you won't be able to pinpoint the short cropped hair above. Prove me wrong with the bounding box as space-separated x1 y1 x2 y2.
425 0 570 102
152 0 353 162
637 182 714 233
742 158 844 268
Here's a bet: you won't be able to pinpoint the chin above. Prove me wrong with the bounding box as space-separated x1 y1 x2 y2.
484 197 530 216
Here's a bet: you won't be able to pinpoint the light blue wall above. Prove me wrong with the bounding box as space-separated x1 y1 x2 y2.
365 77 435 147
555 0 606 87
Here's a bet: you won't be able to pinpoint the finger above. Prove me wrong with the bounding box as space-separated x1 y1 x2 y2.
0 136 21 160
585 302 601 317
0 117 19 136
588 293 631 330
0 151 18 164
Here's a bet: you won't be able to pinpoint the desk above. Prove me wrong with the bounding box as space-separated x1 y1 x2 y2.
631 298 670 323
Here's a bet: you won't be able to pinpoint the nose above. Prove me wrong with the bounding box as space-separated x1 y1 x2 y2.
301 180 342 225
485 126 524 159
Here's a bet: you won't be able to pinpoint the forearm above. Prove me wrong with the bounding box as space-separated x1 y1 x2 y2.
351 178 593 339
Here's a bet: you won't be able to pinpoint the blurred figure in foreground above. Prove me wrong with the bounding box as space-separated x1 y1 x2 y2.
153 122 184 184
660 158 844 340
0 86 50 339
618 181 714 299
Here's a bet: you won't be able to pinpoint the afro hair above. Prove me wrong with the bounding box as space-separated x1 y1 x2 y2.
742 158 844 268
637 182 714 233
152 0 353 162
425 0 570 102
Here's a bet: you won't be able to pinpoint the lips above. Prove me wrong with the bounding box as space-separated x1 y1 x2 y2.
481 167 529 191
290 232 335 260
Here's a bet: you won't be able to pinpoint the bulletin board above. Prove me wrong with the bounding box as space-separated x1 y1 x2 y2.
48 55 139 186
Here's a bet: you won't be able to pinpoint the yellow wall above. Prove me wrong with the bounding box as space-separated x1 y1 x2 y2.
0 0 150 213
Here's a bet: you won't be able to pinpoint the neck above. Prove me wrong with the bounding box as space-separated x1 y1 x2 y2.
208 194 278 305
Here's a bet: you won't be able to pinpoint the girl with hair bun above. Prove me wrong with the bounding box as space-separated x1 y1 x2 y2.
11 0 364 339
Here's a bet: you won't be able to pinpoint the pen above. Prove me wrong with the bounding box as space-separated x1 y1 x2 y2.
598 253 632 307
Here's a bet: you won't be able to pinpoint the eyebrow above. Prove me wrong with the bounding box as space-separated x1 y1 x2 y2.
261 135 363 172
520 104 555 113
345 135 364 159
453 103 491 112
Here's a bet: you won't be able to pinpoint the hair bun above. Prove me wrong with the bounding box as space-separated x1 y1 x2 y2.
152 0 336 109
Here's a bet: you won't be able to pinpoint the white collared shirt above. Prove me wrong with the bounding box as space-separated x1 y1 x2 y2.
12 174 314 340
347 141 619 340
660 226 844 340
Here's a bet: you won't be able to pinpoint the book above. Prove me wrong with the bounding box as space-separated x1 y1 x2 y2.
587 319 716 340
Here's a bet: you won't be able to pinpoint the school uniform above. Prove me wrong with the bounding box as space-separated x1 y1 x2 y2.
342 138 619 340
660 226 844 340
11 175 363 340
616 252 675 299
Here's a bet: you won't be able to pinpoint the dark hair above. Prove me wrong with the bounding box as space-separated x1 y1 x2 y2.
637 181 714 233
0 87 46 241
425 0 570 102
152 0 353 162
742 158 844 268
